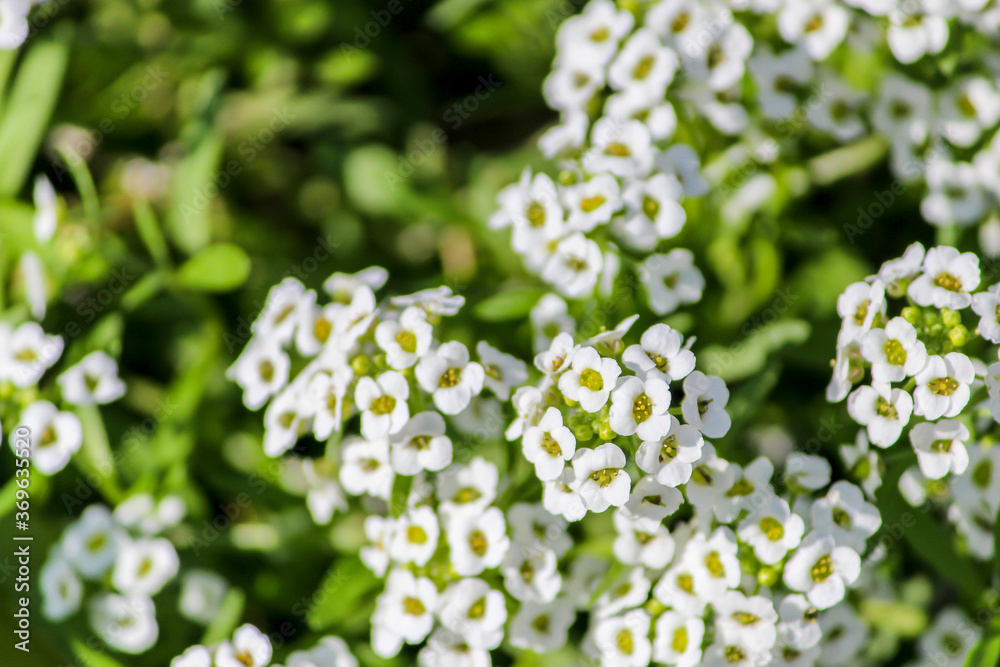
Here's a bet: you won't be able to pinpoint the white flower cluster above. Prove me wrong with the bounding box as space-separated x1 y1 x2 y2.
486 317 880 666
39 496 185 654
171 624 357 667
828 242 1000 558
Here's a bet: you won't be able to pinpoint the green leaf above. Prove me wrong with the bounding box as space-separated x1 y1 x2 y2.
698 319 811 382
56 147 100 223
389 473 413 519
201 587 246 645
0 35 69 197
474 286 545 322
306 557 379 632
74 404 123 503
166 133 224 253
133 198 171 268
966 631 1000 667
70 638 127 667
174 243 251 292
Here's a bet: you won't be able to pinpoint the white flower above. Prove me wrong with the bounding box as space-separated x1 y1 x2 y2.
301 458 348 525
437 456 498 515
613 511 675 568
715 590 779 652
89 594 159 655
253 277 307 343
227 338 290 411
390 411 452 475
609 375 672 440
172 646 213 667
20 251 46 321
887 4 949 64
543 468 588 521
572 443 631 513
605 86 677 140
339 437 393 499
263 388 305 457
836 281 885 345
619 174 686 250
501 547 562 603
290 636 357 667
0 0 29 50
655 559 707 618
522 407 576 481
847 384 913 447
509 599 575 652
876 241 925 285
738 495 805 565
563 173 621 232
681 371 731 438
623 323 695 382
686 527 741 599
447 507 510 576
785 453 831 491
937 77 1000 147
558 346 621 412
332 284 378 349
543 52 607 112
556 0 634 64
355 371 410 440
623 476 682 522
778 594 822 651
33 174 58 242
216 625 274 667
872 75 934 146
112 537 179 597
388 506 439 566
840 431 882 499
361 515 394 577
639 250 705 315
859 317 927 383
41 558 82 621
749 47 813 120
376 569 439 648
908 246 980 309
63 505 123 579
530 294 574 353
508 502 572 556
391 286 465 317
324 266 388 301
783 532 861 609
652 611 704 667
910 419 970 479
973 284 1000 343
636 416 704 487
685 443 737 513
918 607 979 667
592 609 652 667
713 457 775 523
112 494 185 536
778 0 849 59
0 322 63 388
478 341 528 400
818 604 868 666
16 400 82 474
913 352 975 420
178 570 228 626
542 233 603 298
609 27 677 93
811 481 881 550
535 331 577 376
438 578 507 649
294 290 340 355
922 161 987 226
58 351 126 405
584 118 655 178
375 307 433 369
307 366 353 440
415 341 484 414
810 73 865 141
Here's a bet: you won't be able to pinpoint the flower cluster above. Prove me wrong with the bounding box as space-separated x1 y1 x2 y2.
495 317 880 666
171 624 357 667
39 496 185 654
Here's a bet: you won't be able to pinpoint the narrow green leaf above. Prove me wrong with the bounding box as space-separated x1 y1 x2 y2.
0 36 69 197
201 588 246 645
56 147 100 223
965 631 1000 667
306 557 379 632
70 638 127 667
74 404 122 503
132 198 171 268
389 473 413 519
166 133 224 253
474 287 545 322
174 243 251 292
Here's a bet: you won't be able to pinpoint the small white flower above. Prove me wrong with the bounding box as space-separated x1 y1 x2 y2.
910 419 970 479
785 453 832 492
836 281 885 343
332 284 378 349
738 495 805 565
918 607 979 667
622 476 682 522
887 4 949 64
608 28 677 93
636 415 705 487
937 76 1000 147
810 73 865 141
686 527 741 599
302 457 348 525
840 430 882 499
619 174 686 250
847 384 913 447
613 511 675 568
501 547 562 603
307 366 353 440
713 457 774 524
388 506 439 566
543 468 588 521
584 118 655 179
508 502 572 557
714 590 779 652
784 531 861 609
623 323 695 382
178 570 228 626
654 558 707 617
323 266 388 301
41 557 82 621
530 294 574 354
818 604 868 665
572 443 631 513
447 506 510 576
33 174 58 242
908 246 980 309
542 233 604 298
563 173 621 232
112 537 180 597
872 75 935 147
509 599 575 652
535 331 577 376
973 284 1000 343
749 47 813 120
437 456 498 515
558 346 621 412
778 594 822 651
227 338 290 411
0 0 30 50
556 0 634 65
355 370 410 440
58 351 126 405
0 322 63 388
253 277 307 344
478 340 529 400
438 578 507 649
375 307 433 369
652 611 704 667
63 505 124 580
16 400 82 474
543 52 607 112
522 407 577 481
262 388 305 457
859 317 927 383
390 411 452 475
361 515 394 577
415 341 484 415
375 569 438 648
89 594 159 655
778 0 849 59
811 481 881 550
592 609 652 667
609 375 672 440
294 290 340 355
172 645 213 667
639 250 705 315
681 371 731 438
339 437 393 499
685 443 737 512
390 285 465 317
913 352 975 420
922 161 987 227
